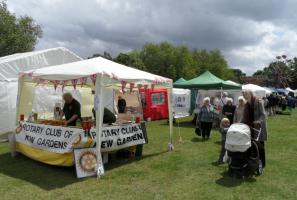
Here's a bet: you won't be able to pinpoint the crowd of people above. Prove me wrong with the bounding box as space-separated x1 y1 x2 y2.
264 92 296 115
195 89 289 170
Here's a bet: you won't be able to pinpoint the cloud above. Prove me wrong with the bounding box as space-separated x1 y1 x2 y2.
7 0 297 75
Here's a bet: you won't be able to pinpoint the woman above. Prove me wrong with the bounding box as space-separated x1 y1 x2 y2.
222 98 236 124
198 97 214 140
242 89 268 168
233 96 246 123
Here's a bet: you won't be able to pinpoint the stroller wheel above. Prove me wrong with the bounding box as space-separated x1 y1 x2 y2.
256 160 263 176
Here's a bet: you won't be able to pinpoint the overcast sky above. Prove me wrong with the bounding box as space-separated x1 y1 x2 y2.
7 0 297 75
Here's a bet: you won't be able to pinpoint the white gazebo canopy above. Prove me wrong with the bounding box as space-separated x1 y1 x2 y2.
26 56 171 86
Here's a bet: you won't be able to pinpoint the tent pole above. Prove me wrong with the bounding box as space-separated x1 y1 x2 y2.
95 74 105 178
167 83 174 151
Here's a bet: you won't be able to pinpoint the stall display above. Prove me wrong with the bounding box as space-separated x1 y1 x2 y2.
11 56 173 178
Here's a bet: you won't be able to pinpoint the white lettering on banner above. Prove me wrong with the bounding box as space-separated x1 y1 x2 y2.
15 122 84 154
90 123 147 152
16 122 148 154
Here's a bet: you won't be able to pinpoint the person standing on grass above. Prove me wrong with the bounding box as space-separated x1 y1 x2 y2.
233 96 246 123
222 98 236 124
198 97 214 140
213 118 230 165
242 89 268 168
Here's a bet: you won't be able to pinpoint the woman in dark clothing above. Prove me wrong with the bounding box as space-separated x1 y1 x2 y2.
222 98 236 124
198 97 214 140
118 96 127 113
242 89 268 168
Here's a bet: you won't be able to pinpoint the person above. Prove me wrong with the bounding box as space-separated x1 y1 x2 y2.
213 118 230 165
267 94 273 116
242 89 267 168
92 107 116 124
60 93 81 126
271 94 278 115
198 97 214 140
220 92 228 106
281 96 287 111
222 98 236 124
287 95 294 112
233 96 246 123
118 96 127 113
263 96 269 116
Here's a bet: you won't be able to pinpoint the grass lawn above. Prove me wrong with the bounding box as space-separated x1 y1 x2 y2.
0 110 297 200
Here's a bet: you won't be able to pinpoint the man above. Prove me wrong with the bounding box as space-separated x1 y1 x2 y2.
118 96 126 113
92 107 116 124
60 93 81 126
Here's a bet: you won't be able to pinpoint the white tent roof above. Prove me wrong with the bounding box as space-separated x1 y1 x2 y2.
242 84 270 98
0 47 82 81
27 56 171 86
286 87 294 92
226 80 239 85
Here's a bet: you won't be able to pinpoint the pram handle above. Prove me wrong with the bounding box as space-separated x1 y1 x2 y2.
249 126 262 142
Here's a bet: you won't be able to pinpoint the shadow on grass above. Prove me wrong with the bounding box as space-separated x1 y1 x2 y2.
105 150 168 171
0 152 80 191
215 171 256 187
0 149 168 190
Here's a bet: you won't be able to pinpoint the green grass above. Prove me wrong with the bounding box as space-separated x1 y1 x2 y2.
0 111 297 200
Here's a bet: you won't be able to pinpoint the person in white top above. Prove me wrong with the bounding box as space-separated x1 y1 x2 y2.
233 96 246 123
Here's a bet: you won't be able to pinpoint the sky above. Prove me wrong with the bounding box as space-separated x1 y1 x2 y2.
7 0 297 75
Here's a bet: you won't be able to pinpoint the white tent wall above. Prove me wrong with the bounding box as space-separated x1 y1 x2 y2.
0 81 18 134
172 88 191 117
0 47 82 135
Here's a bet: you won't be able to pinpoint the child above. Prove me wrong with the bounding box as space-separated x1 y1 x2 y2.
213 118 230 165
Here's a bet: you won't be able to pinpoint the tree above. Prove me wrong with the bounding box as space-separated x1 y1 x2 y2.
288 57 297 89
88 51 113 60
0 1 42 56
115 51 146 70
232 69 246 83
192 49 234 80
114 42 234 81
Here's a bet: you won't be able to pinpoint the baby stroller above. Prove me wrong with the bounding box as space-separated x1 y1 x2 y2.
225 123 263 179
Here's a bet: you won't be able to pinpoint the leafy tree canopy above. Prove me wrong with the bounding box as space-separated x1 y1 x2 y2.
0 1 42 57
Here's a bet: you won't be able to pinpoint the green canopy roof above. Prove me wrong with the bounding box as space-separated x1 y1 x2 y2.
174 77 186 84
174 71 241 90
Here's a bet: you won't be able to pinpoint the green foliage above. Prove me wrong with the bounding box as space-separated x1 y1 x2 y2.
0 1 42 57
88 51 112 60
254 59 294 88
114 42 234 81
115 51 146 70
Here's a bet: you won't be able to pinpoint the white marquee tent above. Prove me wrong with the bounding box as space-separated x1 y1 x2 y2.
16 56 173 177
0 47 82 135
242 84 271 98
